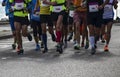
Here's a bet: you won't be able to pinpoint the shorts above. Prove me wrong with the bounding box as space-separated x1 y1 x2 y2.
31 20 42 37
9 17 15 31
51 10 68 25
73 11 87 26
102 18 113 25
14 16 30 26
40 15 53 26
87 12 102 28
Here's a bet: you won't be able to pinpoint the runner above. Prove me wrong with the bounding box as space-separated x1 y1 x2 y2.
67 0 74 42
73 0 89 50
102 0 118 51
9 0 32 55
2 0 17 50
30 0 42 51
45 0 67 53
35 0 56 53
87 0 109 55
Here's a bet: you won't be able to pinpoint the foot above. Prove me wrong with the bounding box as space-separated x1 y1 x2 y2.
17 49 24 55
12 44 16 50
35 44 40 51
67 33 73 41
42 48 48 53
41 42 44 48
74 43 80 50
91 47 96 55
104 45 109 52
56 44 63 54
27 33 32 41
51 34 56 41
85 41 89 49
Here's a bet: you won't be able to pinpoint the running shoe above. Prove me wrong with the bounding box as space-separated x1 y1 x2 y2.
56 44 63 54
27 33 32 41
17 49 24 55
42 48 48 53
94 44 97 49
85 41 89 49
35 44 40 51
67 33 73 41
91 47 96 55
41 42 44 48
104 45 109 52
12 44 16 50
74 43 80 50
51 34 56 41
101 39 105 43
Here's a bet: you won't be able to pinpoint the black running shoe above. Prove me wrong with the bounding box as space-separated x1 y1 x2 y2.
51 34 56 41
91 47 96 55
41 42 44 48
42 48 48 53
56 44 63 54
12 44 16 50
27 33 32 41
67 33 73 41
17 49 24 55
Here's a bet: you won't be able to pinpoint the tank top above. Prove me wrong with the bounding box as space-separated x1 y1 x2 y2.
103 0 114 19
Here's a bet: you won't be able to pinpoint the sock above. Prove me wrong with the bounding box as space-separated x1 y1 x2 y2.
42 34 47 49
56 31 62 42
89 36 95 48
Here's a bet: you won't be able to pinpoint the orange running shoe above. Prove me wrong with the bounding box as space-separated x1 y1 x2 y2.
104 45 109 52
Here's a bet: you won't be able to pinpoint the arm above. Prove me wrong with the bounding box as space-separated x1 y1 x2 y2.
113 0 118 9
2 0 7 6
99 0 110 9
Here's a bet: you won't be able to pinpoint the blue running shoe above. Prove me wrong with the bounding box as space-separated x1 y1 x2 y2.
35 44 40 51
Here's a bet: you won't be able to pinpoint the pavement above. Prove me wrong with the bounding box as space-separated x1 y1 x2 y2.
0 22 120 77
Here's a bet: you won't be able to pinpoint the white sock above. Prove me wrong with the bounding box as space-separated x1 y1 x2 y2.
89 36 95 48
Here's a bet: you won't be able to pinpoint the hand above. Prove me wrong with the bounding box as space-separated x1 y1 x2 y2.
9 8 14 12
2 2 6 6
98 5 104 10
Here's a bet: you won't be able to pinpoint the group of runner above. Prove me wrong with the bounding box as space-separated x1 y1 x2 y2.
1 0 118 55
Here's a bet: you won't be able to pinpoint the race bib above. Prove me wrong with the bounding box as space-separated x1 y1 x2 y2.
69 10 74 17
53 6 63 12
89 2 98 12
15 2 24 10
104 4 112 10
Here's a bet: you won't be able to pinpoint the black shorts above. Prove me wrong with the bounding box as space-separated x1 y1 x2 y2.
31 20 41 28
102 18 113 25
14 16 30 26
40 15 53 26
87 12 102 28
68 16 73 25
51 10 68 25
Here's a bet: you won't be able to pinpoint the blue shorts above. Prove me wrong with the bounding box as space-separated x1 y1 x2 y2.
9 17 15 31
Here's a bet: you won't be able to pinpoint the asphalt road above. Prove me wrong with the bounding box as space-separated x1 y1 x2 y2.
0 24 120 77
